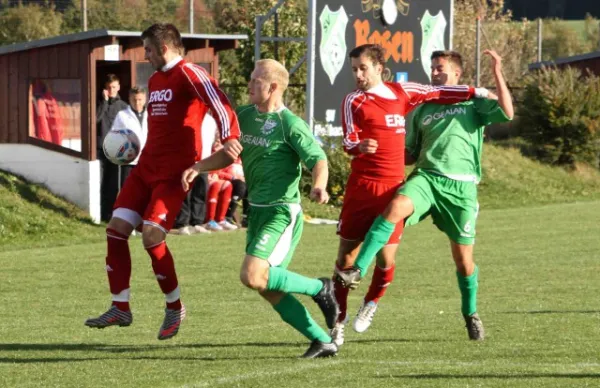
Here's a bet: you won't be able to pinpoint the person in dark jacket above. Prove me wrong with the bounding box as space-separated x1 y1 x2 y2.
97 73 128 221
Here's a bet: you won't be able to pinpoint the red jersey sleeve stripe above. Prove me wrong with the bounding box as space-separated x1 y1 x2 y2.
343 91 363 150
182 64 231 139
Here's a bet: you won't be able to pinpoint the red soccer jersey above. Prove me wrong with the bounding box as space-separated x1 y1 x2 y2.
139 58 240 179
341 82 475 181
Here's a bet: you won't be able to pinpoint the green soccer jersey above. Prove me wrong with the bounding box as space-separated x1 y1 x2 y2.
236 104 326 205
406 99 511 183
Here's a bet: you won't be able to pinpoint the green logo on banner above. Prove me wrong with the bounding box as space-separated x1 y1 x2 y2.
319 5 349 85
420 10 447 81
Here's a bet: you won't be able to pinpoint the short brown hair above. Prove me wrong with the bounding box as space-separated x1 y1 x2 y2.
141 23 185 55
431 50 464 71
349 44 386 67
104 73 119 86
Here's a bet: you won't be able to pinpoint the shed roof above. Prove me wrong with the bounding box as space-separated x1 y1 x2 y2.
0 29 248 56
529 51 600 70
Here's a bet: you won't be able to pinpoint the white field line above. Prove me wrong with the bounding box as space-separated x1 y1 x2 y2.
177 359 600 387
179 360 342 388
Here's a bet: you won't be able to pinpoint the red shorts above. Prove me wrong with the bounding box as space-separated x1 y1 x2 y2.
113 165 187 232
337 174 404 244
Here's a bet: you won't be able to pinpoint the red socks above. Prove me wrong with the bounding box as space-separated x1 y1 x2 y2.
364 264 395 304
216 182 232 222
333 263 351 322
146 241 181 308
106 228 131 311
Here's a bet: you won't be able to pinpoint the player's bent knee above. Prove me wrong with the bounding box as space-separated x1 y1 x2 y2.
239 268 268 291
240 256 269 291
107 217 134 237
385 195 413 223
142 224 167 248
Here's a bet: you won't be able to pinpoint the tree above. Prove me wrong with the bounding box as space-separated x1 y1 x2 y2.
61 0 185 35
519 67 600 167
211 0 308 112
0 2 63 45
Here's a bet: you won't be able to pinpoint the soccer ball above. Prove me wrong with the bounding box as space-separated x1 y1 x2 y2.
102 129 141 165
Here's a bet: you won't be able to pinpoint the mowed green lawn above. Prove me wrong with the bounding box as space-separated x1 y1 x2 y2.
2 201 600 387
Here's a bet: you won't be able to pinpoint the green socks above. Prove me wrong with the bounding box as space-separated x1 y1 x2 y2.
457 265 479 316
274 294 332 343
354 216 396 276
266 267 323 297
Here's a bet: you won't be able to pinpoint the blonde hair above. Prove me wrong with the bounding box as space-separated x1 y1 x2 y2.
255 59 289 91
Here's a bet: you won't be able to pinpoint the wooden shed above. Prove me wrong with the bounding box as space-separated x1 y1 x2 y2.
0 29 246 222
529 51 600 76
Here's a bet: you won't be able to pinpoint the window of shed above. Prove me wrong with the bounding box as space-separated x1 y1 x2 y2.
29 79 81 151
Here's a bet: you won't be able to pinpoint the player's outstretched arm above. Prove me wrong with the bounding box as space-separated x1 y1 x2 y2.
402 82 490 107
309 160 330 204
484 50 514 119
181 146 240 191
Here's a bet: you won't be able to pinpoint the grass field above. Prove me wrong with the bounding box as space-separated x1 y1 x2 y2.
2 201 600 387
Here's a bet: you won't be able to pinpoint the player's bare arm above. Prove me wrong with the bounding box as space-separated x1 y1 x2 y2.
484 50 514 119
309 159 330 204
181 148 238 191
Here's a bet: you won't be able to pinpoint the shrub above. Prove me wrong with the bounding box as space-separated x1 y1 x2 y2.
518 66 600 167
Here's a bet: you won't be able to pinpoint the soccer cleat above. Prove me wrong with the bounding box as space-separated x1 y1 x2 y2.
301 340 338 358
158 304 186 340
85 306 132 328
193 224 211 234
170 226 192 235
334 267 362 290
353 301 378 333
330 316 349 347
219 220 238 231
464 313 485 340
205 220 223 232
312 278 340 329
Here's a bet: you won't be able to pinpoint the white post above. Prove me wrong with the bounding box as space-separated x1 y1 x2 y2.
306 0 316 130
189 0 194 34
475 17 481 87
82 0 87 32
537 18 543 62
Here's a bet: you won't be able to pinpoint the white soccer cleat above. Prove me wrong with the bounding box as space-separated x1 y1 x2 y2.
193 224 211 234
353 301 378 333
330 316 349 347
169 226 192 235
219 220 238 231
205 220 223 231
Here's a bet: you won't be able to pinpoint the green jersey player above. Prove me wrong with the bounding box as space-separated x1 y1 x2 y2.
336 50 514 340
182 59 339 358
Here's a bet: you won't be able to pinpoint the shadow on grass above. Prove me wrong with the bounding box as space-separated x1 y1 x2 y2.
0 354 293 364
499 310 600 315
0 172 97 226
0 341 306 353
377 373 600 379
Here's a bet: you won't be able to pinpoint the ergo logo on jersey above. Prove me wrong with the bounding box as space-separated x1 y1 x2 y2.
148 89 173 103
384 114 405 127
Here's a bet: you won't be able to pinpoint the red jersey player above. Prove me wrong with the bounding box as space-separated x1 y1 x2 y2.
330 44 488 346
85 23 242 340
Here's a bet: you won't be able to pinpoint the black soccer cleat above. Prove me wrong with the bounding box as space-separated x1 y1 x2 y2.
85 306 132 328
464 313 485 340
312 278 340 329
334 267 362 289
301 340 338 358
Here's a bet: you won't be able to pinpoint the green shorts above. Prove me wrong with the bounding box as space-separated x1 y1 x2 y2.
246 203 304 268
398 171 479 245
